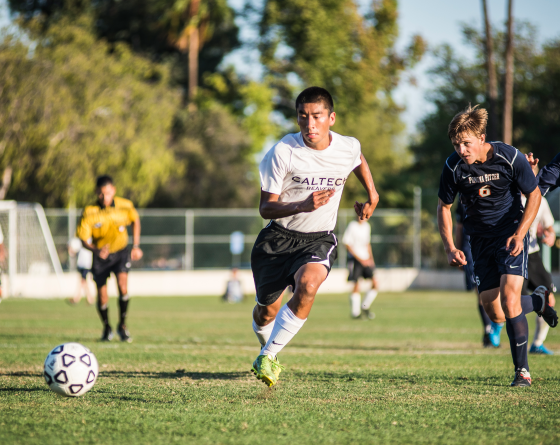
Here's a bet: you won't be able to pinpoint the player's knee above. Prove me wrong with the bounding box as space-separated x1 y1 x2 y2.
295 278 320 297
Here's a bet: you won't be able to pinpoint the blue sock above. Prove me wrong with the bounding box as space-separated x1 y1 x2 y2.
505 313 529 371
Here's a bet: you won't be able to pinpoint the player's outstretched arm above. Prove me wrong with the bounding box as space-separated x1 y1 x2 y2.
259 189 335 220
506 187 541 256
352 154 379 220
437 199 467 267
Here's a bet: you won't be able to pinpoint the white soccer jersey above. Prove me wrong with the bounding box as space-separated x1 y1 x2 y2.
342 220 372 261
522 195 555 254
259 131 362 233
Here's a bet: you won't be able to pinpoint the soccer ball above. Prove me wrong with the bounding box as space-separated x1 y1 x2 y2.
43 343 99 397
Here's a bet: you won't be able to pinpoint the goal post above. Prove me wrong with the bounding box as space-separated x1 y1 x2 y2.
0 201 63 297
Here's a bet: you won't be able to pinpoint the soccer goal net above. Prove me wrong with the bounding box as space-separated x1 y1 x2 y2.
0 201 63 298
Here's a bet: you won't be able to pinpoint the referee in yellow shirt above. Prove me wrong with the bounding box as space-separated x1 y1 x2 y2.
77 175 143 342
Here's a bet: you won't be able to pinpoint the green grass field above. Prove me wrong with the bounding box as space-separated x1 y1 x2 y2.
1 291 559 444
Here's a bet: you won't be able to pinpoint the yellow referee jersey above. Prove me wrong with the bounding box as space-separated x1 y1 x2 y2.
76 196 139 253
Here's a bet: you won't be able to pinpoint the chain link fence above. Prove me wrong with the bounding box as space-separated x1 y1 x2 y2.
45 205 422 271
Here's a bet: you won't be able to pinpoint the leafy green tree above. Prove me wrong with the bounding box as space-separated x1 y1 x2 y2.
8 0 241 98
149 104 259 208
258 0 425 207
0 17 181 207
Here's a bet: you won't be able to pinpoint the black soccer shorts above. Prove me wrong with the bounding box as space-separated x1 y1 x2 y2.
347 258 374 282
92 247 131 287
469 233 528 293
251 221 338 306
521 251 557 295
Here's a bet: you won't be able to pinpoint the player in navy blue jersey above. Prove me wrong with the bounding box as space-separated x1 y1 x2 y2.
437 105 558 387
534 152 560 196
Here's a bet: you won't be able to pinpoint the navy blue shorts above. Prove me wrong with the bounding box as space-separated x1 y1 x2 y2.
469 233 528 293
461 231 476 291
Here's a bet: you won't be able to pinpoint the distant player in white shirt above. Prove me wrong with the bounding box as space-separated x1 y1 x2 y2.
342 218 378 319
521 189 557 355
250 87 379 387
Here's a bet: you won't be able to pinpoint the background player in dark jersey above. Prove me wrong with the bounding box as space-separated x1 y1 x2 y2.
437 105 557 387
455 202 502 347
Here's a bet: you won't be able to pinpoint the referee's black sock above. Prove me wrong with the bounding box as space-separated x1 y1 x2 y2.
119 294 130 326
97 301 109 327
505 313 529 371
478 303 492 333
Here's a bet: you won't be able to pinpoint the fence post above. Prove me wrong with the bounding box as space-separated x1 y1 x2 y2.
185 210 194 270
8 205 17 297
68 205 77 271
413 186 422 269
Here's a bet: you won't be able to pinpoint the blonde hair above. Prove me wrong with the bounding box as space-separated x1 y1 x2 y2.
448 104 488 140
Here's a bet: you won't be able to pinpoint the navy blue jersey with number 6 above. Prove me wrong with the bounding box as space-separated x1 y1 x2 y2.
438 142 537 238
537 152 560 196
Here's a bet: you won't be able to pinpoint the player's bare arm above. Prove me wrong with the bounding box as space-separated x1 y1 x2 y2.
258 189 335 220
437 198 467 266
131 219 143 261
505 187 541 256
352 154 379 220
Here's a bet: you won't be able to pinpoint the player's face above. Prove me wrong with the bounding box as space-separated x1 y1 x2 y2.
97 184 116 207
451 132 486 164
297 102 336 149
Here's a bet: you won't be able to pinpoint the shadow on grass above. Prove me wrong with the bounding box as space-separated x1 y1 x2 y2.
0 387 49 392
0 372 42 377
289 370 506 387
100 370 250 380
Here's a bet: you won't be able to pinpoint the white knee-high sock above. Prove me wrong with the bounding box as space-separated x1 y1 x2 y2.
350 292 361 317
252 319 275 347
361 289 378 310
533 314 550 347
261 305 306 357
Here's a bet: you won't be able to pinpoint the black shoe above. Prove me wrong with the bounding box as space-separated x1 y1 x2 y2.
482 333 492 348
117 324 132 343
510 368 531 387
533 286 558 328
101 325 113 342
363 309 375 320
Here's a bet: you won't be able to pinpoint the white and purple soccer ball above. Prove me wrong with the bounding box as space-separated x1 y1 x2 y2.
43 343 98 397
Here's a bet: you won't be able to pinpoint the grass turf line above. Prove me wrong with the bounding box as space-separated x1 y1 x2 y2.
1 291 559 444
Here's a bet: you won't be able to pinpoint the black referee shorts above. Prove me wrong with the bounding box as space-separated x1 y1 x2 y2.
347 258 374 282
92 247 131 287
251 221 338 306
521 251 557 295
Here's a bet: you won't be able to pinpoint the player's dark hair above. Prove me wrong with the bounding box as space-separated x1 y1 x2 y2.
295 87 334 114
448 104 488 140
96 175 114 188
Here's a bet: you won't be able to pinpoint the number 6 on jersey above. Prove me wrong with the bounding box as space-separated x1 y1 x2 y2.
479 185 491 197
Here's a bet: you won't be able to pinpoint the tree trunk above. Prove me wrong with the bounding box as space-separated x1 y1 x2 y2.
0 166 12 200
187 0 201 102
503 0 514 145
482 0 499 141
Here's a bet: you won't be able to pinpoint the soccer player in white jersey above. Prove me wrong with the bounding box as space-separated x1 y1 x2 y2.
342 218 378 319
250 86 379 387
